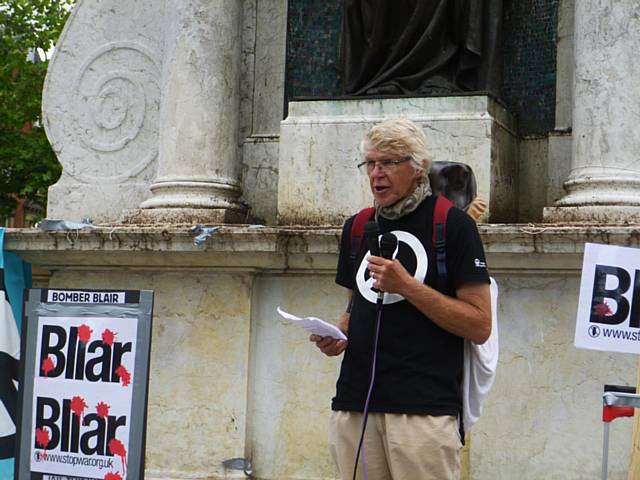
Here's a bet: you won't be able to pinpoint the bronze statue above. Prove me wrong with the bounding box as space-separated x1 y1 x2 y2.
342 0 503 96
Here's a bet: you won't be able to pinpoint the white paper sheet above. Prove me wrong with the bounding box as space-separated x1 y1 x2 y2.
276 307 347 340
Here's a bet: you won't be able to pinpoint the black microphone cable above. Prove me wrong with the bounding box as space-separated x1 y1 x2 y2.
352 232 397 480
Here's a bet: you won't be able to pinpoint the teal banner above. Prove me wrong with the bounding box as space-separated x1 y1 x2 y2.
0 228 32 479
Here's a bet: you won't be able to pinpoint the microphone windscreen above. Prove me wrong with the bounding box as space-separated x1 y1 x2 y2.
379 233 398 260
364 222 380 256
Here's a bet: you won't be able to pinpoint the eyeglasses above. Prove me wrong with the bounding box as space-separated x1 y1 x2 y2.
357 156 412 174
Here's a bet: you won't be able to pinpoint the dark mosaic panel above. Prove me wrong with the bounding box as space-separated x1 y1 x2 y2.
502 0 560 135
285 0 560 135
284 0 342 102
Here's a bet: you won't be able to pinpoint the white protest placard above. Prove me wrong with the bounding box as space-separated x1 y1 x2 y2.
31 316 137 479
15 289 153 480
575 242 640 354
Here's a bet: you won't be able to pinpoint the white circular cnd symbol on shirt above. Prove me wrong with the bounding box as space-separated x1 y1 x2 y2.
356 230 428 304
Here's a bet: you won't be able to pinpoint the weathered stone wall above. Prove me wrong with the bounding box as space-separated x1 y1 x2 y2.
6 226 639 479
477 273 633 479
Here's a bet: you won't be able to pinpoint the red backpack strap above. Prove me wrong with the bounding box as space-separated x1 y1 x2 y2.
432 195 453 292
349 207 375 264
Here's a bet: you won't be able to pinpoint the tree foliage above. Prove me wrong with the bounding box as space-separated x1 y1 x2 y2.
0 0 74 221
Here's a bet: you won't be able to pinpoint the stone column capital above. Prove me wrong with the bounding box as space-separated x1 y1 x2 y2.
545 1 640 223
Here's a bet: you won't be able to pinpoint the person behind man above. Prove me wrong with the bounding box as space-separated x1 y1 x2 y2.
311 118 491 479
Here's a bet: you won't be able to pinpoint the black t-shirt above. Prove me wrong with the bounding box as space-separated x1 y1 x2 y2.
333 195 490 416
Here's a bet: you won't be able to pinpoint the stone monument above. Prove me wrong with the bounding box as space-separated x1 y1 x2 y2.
44 0 247 224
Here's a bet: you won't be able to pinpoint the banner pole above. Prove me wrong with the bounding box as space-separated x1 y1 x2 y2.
628 362 640 479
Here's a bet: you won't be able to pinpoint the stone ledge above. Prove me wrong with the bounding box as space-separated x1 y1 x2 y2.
4 223 640 274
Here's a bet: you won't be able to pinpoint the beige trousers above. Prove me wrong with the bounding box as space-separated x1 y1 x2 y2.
329 410 461 480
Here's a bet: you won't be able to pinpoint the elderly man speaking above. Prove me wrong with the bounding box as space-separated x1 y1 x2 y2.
311 118 491 480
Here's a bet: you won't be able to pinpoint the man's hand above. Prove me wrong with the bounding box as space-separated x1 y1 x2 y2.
310 334 347 356
310 310 349 356
467 197 488 222
367 255 416 296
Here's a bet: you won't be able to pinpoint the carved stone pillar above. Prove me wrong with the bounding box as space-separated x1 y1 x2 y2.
128 0 246 224
544 1 640 223
43 1 163 223
44 0 245 224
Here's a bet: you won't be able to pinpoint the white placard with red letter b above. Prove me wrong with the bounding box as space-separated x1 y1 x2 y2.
575 243 640 354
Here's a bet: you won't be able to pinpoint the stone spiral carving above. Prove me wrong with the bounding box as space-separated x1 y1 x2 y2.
70 41 160 182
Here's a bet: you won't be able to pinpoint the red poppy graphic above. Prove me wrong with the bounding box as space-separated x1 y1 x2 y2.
102 328 117 346
41 356 55 377
35 427 50 460
593 302 613 317
78 324 93 344
108 438 127 477
114 365 131 387
70 395 88 424
35 427 50 449
103 472 122 480
96 401 110 419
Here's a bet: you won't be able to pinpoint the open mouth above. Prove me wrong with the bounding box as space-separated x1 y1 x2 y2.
374 186 389 193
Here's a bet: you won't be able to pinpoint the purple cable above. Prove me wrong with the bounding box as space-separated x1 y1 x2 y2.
353 232 396 480
352 299 384 480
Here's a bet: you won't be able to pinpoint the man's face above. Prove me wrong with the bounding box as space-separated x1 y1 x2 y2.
365 149 422 208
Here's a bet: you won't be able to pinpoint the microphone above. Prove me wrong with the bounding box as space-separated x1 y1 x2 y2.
375 233 398 302
379 233 397 260
363 222 380 256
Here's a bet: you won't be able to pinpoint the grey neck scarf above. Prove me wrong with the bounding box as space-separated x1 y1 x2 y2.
376 178 432 221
